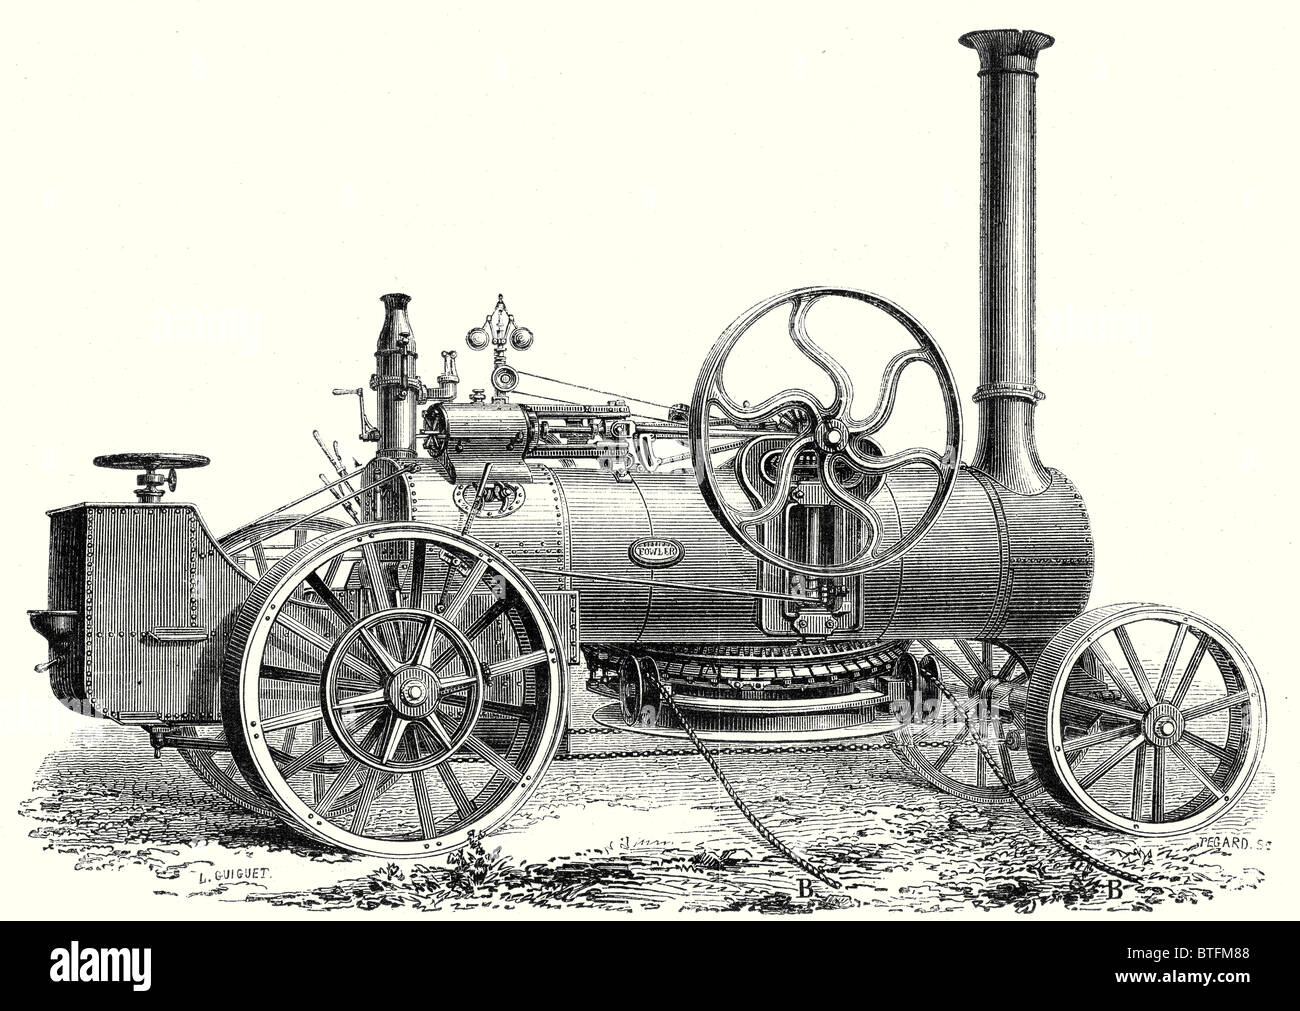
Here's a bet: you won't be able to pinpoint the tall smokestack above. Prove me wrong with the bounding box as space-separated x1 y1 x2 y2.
960 29 1054 495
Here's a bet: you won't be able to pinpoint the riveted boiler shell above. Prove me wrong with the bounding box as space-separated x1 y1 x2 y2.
396 462 1092 647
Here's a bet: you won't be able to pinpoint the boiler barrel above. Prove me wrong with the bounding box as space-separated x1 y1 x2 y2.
400 466 1091 645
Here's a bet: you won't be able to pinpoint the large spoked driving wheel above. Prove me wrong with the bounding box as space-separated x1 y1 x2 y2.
221 522 567 856
1026 604 1266 836
176 515 351 816
891 639 1044 804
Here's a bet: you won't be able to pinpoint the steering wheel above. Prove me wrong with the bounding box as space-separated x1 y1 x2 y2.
688 286 962 577
93 452 210 502
93 452 211 471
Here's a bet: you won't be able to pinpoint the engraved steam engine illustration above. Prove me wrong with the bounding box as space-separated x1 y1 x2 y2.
28 29 1266 862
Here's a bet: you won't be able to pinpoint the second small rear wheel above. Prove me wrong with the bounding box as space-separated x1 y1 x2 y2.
891 638 1043 804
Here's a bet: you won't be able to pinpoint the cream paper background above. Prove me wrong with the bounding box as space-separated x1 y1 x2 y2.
1 0 1295 919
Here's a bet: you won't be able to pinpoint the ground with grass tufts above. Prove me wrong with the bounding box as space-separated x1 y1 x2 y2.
19 709 1272 916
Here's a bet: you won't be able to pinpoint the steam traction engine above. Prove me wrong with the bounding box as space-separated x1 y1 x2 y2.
30 30 1266 857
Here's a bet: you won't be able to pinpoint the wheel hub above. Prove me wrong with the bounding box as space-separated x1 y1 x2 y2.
814 417 849 453
1142 702 1184 747
387 665 441 719
323 607 487 773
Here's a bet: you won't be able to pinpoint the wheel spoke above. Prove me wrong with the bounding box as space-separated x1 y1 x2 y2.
422 714 456 751
918 639 976 691
842 442 944 475
1168 634 1208 708
788 294 855 414
410 539 429 611
1086 641 1146 712
277 614 380 682
410 615 440 667
1064 722 1142 755
975 750 988 787
437 594 514 650
1076 732 1144 790
310 719 326 803
362 543 395 611
379 714 410 764
280 710 379 777
480 699 535 721
331 687 388 713
412 771 437 838
955 639 992 681
306 572 357 626
437 763 476 821
349 768 381 832
279 740 335 779
320 720 387 815
1061 693 1145 723
709 382 823 428
1151 746 1166 822
485 649 549 680
315 758 363 814
997 652 1025 683
322 554 345 588
1131 741 1148 820
442 559 490 622
1182 730 1236 766
276 613 332 654
1114 625 1157 707
932 724 970 771
252 540 269 576
261 704 325 733
820 456 883 558
263 663 374 694
1168 743 1226 799
464 735 524 782
1156 622 1189 702
358 628 402 675
1181 690 1250 722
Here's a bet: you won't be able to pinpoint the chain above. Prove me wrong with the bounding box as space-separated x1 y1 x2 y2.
558 740 904 762
560 723 973 755
632 672 845 891
565 686 1142 888
930 678 1143 885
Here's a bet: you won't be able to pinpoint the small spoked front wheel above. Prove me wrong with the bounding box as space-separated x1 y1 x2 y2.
1026 604 1266 836
221 522 567 856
